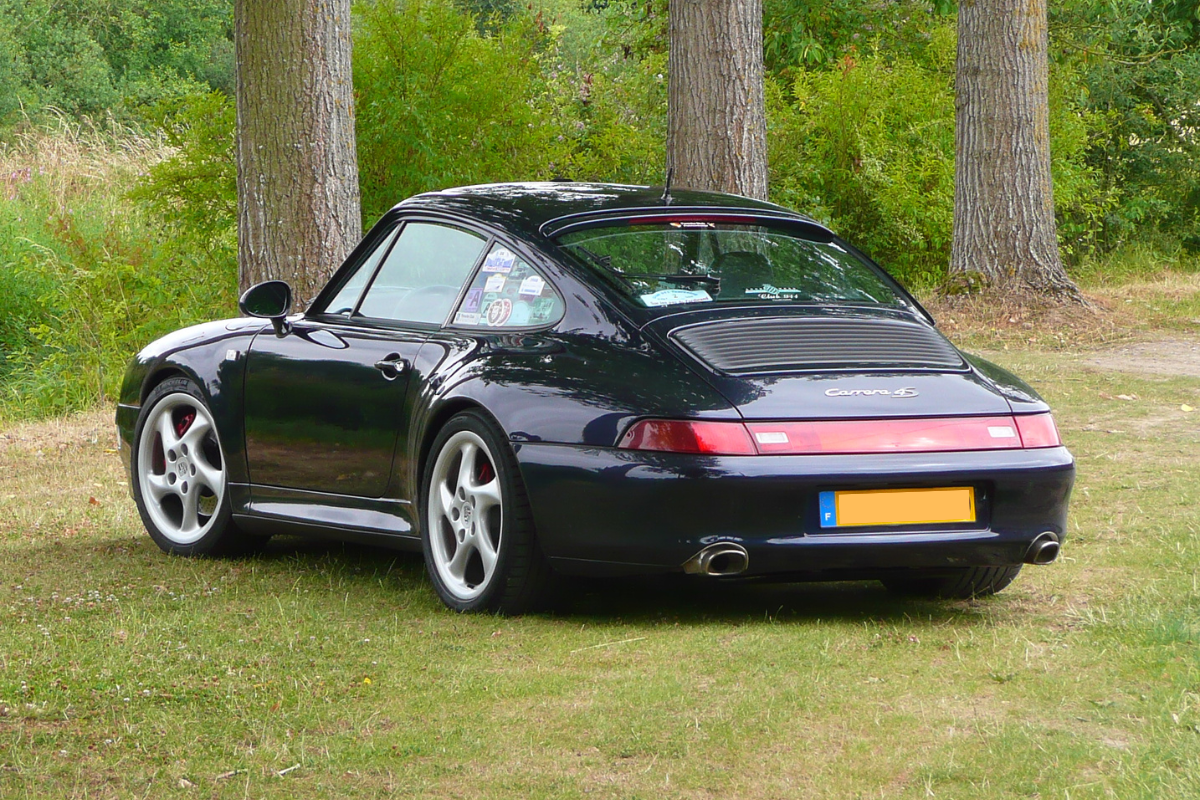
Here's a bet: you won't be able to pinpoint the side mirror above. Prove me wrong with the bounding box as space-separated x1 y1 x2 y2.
238 280 293 335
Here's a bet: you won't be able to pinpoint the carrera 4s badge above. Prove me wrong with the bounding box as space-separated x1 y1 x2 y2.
825 387 920 398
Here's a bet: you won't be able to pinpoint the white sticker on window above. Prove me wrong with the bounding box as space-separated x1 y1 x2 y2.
453 310 481 326
519 275 546 298
484 273 507 293
481 247 516 273
639 289 712 307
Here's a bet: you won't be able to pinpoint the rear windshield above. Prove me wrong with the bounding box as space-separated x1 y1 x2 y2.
556 223 906 309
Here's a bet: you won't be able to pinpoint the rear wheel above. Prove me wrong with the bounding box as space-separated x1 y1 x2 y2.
421 410 552 614
881 565 1022 599
132 377 266 556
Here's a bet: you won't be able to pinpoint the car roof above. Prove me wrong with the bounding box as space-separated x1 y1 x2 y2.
395 182 828 241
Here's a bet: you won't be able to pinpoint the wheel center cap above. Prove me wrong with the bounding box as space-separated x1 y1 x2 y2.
176 456 190 474
461 502 474 526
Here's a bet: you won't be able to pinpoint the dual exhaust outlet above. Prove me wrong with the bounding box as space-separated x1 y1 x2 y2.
683 542 750 576
683 532 1059 577
1025 532 1061 565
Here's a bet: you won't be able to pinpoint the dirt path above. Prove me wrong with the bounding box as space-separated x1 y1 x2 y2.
1083 336 1200 377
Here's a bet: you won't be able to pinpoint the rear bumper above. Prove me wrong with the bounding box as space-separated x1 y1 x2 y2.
515 443 1074 577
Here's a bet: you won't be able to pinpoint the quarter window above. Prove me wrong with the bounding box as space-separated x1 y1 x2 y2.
451 244 564 328
357 222 487 324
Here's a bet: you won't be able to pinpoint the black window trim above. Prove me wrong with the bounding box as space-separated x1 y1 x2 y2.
308 213 494 330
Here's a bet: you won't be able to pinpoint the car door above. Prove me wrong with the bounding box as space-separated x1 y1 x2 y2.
242 219 489 508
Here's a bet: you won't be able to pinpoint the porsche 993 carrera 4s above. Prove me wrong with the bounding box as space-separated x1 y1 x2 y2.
116 183 1074 613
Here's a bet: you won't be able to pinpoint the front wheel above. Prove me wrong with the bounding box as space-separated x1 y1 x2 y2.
131 377 265 556
421 410 552 614
881 565 1022 599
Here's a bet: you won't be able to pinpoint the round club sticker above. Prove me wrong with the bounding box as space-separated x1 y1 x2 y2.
485 298 513 326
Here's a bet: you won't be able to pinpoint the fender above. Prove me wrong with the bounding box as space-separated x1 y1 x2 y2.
115 317 268 484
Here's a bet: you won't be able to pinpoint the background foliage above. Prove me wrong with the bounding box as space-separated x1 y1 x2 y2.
0 0 1197 418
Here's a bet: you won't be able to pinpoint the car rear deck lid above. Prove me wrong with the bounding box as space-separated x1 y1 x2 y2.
669 316 966 375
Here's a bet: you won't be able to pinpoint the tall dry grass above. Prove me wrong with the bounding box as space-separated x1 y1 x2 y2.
0 112 234 420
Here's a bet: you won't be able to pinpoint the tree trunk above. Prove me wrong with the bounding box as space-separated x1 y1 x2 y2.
950 0 1081 300
667 0 768 201
235 0 361 305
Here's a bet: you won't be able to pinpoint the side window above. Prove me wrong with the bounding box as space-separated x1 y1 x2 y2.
451 244 564 328
324 226 400 315
357 222 487 324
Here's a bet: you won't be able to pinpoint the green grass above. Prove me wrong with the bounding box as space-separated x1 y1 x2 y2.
2 346 1200 798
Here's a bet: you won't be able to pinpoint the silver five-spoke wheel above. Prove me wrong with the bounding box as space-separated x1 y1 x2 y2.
427 430 503 601
136 391 225 546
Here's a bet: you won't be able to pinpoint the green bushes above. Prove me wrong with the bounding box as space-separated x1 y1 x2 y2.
0 115 235 418
768 20 1112 289
768 42 958 288
0 0 233 123
353 0 664 225
0 0 1196 421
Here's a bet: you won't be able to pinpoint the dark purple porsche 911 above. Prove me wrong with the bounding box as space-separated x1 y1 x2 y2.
116 183 1074 613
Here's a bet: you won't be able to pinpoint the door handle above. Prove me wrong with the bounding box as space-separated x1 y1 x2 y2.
374 354 408 380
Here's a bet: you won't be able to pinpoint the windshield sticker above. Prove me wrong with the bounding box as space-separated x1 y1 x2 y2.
745 283 803 299
639 289 713 308
453 310 480 326
484 273 507 293
481 247 516 273
485 298 513 326
462 288 483 313
519 275 546 298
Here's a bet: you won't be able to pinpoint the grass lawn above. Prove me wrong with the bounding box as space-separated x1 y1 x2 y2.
2 319 1199 797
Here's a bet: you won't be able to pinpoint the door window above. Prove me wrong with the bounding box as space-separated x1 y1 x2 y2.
357 222 487 324
325 226 401 316
451 244 564 328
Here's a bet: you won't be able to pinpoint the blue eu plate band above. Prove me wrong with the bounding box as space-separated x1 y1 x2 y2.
818 491 837 528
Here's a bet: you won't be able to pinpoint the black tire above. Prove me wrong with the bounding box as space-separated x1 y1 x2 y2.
131 377 267 557
420 409 554 614
881 565 1022 599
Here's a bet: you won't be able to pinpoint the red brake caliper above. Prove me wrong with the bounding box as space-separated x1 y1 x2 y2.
477 459 494 484
175 409 195 438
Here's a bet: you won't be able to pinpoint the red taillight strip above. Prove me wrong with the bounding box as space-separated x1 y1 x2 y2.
617 419 757 455
618 413 1061 455
1013 413 1062 448
746 416 1023 455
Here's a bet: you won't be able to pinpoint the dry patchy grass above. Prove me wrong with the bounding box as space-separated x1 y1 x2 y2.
1 347 1199 798
922 271 1200 352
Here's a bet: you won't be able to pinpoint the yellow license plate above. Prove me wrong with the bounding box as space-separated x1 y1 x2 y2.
818 487 976 528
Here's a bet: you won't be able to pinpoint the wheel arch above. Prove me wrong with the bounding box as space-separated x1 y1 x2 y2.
141 366 191 404
416 397 499 498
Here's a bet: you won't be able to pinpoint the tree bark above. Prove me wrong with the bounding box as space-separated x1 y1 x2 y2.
667 0 768 201
950 0 1081 300
235 0 361 305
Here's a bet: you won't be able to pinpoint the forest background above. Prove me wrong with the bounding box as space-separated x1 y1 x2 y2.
0 0 1197 418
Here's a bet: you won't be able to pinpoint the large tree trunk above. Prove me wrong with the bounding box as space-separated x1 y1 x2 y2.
235 0 361 305
667 0 768 201
950 0 1081 300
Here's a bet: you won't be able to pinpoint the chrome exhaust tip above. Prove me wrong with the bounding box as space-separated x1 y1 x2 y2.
1025 532 1061 565
683 543 749 576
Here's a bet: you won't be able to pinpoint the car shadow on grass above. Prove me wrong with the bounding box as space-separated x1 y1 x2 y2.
245 536 1017 627
19 534 1022 628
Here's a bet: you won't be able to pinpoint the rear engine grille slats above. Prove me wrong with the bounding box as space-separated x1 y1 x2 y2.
670 317 965 374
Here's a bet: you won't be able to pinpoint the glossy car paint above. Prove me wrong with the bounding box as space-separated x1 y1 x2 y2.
117 182 1074 577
